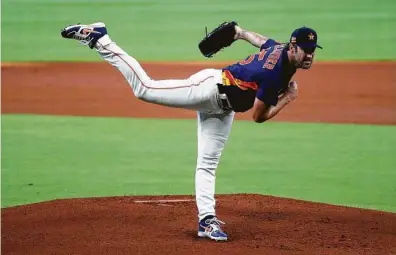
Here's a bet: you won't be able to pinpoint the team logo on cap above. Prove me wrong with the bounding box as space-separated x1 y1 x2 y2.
308 33 315 40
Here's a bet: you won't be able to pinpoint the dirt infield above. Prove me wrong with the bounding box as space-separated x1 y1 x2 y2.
2 195 396 255
2 62 396 254
2 62 396 124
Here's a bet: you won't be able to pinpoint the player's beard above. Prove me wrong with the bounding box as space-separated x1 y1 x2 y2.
302 60 312 69
301 56 313 69
292 55 304 69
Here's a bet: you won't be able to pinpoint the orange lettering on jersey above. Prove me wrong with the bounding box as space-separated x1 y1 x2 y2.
263 63 275 70
239 54 255 65
258 49 267 61
262 45 283 70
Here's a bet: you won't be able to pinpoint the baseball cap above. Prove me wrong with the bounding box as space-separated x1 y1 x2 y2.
290 27 322 52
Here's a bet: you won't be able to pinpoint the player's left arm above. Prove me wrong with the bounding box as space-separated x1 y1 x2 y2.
234 25 268 48
252 81 298 123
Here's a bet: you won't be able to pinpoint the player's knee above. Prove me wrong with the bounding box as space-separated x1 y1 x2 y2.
135 93 144 100
196 167 216 177
133 90 146 100
199 155 220 168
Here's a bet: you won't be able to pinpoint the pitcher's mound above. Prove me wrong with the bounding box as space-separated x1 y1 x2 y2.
2 194 396 254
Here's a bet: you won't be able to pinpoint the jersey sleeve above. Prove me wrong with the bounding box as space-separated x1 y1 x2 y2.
260 39 280 51
255 80 278 106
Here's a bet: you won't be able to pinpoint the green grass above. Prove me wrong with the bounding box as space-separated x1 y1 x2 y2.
1 0 396 61
2 114 396 212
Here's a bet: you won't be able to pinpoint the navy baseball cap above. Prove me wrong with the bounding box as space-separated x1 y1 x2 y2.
290 27 322 51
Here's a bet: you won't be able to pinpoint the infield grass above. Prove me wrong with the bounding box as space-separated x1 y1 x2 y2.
2 114 396 212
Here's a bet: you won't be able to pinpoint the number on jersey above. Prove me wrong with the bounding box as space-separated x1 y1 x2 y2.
239 45 284 70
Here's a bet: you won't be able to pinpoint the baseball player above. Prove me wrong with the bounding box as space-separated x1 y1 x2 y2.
61 21 321 241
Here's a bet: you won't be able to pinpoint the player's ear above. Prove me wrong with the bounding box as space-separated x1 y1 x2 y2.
288 43 295 53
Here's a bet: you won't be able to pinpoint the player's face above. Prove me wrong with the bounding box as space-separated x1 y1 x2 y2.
293 45 315 69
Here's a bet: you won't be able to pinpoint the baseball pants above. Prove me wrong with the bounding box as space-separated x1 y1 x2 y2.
95 35 234 221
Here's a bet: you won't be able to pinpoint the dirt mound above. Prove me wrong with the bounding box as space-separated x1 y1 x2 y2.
2 194 396 254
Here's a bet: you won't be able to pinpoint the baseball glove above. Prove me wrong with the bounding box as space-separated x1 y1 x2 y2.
198 21 238 58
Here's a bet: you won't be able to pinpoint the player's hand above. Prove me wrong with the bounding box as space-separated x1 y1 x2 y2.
234 25 242 40
285 81 298 102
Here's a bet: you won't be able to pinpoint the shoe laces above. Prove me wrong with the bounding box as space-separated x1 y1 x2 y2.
72 33 93 46
72 27 99 46
205 217 225 231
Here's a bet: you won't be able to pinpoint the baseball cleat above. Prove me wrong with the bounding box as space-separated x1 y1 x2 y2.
198 216 228 241
61 22 107 49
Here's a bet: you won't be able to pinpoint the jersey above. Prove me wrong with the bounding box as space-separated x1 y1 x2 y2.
220 39 296 112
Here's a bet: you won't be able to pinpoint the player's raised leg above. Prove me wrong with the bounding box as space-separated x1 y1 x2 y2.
61 22 223 113
195 111 234 241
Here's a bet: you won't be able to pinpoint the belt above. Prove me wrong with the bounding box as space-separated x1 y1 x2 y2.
217 83 233 111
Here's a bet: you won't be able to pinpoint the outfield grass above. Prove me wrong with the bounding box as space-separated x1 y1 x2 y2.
2 114 396 212
2 0 395 61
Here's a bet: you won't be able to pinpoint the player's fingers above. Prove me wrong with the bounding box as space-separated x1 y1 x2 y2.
289 81 298 89
234 26 242 39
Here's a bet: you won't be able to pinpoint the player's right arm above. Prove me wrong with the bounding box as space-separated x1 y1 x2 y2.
252 81 298 123
234 25 268 48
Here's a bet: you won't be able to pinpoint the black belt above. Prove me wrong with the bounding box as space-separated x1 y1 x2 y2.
217 84 233 111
